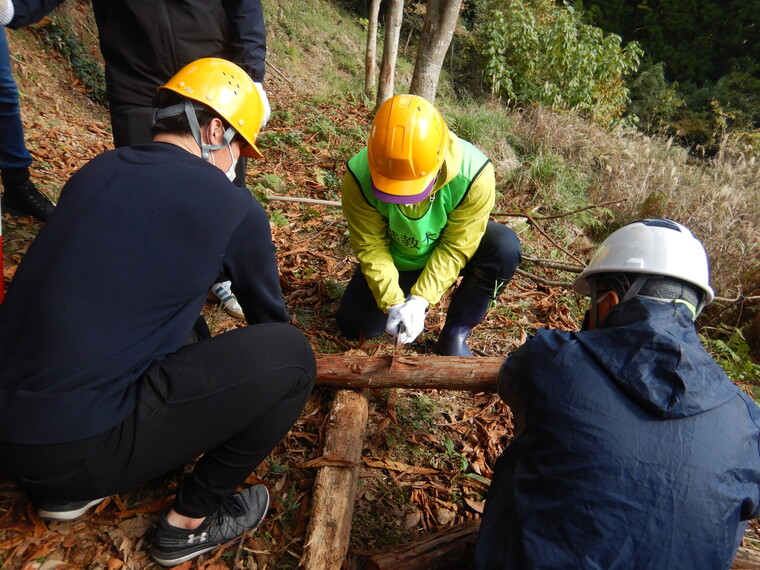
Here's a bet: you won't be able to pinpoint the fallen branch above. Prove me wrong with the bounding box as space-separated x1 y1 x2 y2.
515 268 574 288
523 213 586 265
266 194 341 207
713 295 760 305
265 61 294 86
491 198 626 221
522 255 584 273
314 355 502 392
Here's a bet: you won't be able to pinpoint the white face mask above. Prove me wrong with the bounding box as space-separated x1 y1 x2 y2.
224 144 238 182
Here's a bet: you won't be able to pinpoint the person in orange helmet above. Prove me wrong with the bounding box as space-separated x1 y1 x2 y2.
0 58 315 566
338 94 522 355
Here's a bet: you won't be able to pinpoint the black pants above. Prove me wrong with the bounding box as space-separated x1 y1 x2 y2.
0 323 316 518
337 220 522 340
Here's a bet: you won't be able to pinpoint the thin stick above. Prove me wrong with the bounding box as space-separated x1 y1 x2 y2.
515 268 573 288
522 255 584 273
267 194 341 207
524 214 586 265
266 61 294 86
491 198 627 221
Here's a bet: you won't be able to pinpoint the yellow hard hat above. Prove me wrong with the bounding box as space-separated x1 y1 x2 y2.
159 58 263 159
368 94 448 204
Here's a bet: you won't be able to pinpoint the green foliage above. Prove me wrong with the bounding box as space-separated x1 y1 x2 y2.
395 394 439 431
572 0 759 146
38 16 106 105
270 209 289 227
627 63 685 133
702 326 760 402
479 0 642 125
431 435 469 473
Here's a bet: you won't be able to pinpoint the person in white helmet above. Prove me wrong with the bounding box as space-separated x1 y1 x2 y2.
475 218 760 569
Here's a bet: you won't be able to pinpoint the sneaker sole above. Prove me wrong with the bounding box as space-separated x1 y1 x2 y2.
38 497 108 521
151 544 221 567
151 489 270 567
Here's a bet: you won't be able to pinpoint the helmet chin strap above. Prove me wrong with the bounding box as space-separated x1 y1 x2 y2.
620 274 649 303
154 100 237 160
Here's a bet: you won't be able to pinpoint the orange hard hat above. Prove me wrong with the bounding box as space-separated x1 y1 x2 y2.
159 58 264 159
368 94 448 203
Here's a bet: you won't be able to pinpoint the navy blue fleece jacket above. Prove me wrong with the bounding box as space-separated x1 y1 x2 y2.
0 142 288 445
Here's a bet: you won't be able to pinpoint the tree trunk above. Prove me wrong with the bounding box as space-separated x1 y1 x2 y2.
409 0 463 103
314 355 501 392
364 0 381 96
301 389 369 570
376 0 403 110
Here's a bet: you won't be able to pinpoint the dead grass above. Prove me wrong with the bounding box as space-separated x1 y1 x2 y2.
507 105 760 300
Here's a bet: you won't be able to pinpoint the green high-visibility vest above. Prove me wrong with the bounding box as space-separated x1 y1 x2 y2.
346 140 490 271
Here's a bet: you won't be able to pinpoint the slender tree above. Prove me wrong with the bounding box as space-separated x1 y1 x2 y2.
376 0 404 110
409 0 463 103
364 0 381 97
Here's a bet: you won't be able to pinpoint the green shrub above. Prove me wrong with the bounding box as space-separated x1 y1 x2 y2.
38 16 106 105
479 0 642 125
702 326 760 403
627 63 685 133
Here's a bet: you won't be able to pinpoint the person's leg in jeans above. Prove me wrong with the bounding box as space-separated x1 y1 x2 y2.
0 30 54 220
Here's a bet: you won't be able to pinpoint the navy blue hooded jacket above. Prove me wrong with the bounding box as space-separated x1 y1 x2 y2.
0 143 288 446
475 298 760 569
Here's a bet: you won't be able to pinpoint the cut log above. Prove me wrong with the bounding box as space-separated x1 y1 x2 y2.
315 355 502 392
351 520 481 570
301 389 369 570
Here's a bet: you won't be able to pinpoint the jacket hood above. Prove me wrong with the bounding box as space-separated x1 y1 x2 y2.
575 298 738 419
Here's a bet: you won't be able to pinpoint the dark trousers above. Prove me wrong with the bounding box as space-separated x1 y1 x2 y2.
0 323 316 518
337 220 522 340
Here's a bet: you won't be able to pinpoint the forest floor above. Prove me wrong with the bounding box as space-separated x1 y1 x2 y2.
1 13 759 570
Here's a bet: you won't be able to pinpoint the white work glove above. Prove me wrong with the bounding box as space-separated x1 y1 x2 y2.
1 0 15 27
253 82 271 127
385 295 429 344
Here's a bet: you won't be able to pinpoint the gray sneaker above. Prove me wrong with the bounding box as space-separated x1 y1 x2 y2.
150 485 270 567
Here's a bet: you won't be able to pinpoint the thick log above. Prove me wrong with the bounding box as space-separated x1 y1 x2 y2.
315 355 502 392
352 520 481 570
301 389 369 570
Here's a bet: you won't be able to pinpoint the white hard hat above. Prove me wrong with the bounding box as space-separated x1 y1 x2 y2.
573 218 714 304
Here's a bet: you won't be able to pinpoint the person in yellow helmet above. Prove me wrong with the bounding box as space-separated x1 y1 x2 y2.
338 94 522 355
0 58 315 566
